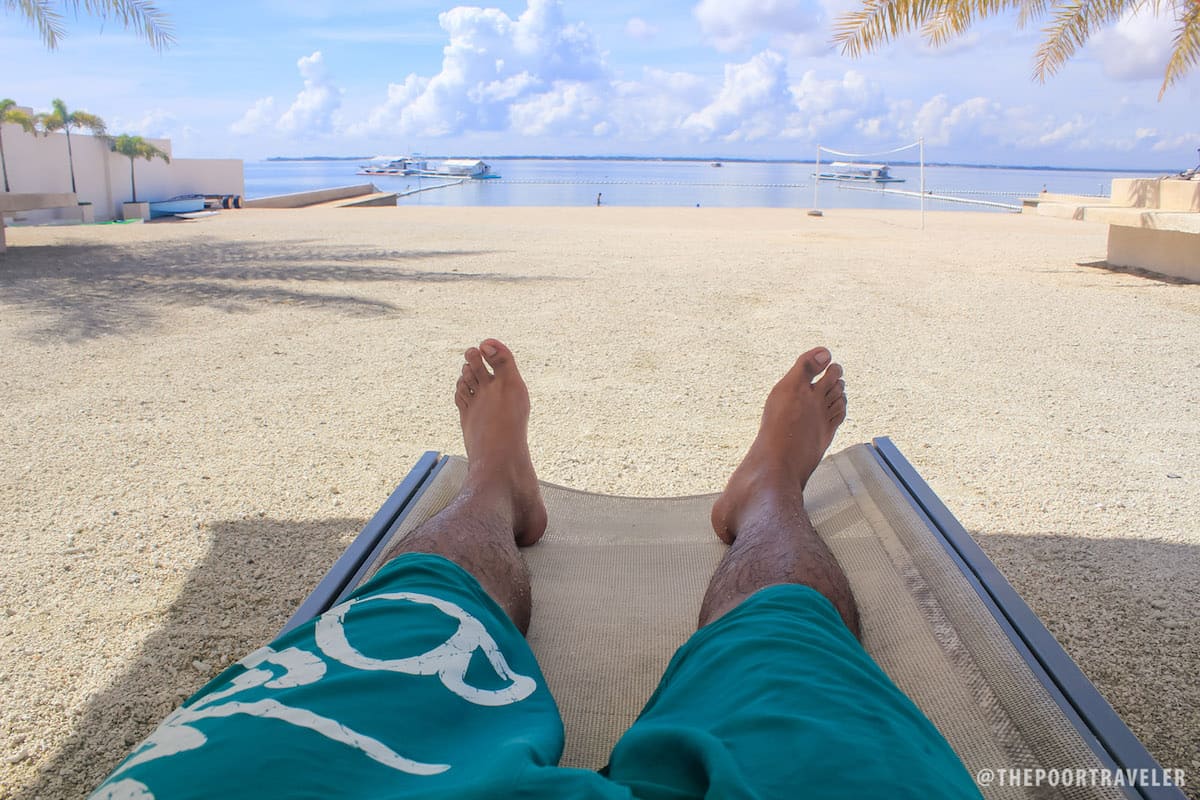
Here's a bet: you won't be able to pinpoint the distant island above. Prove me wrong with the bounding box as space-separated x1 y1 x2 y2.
267 156 371 162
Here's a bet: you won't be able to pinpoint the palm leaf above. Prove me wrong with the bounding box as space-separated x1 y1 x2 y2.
75 0 174 49
833 0 938 57
1161 0 1200 97
923 0 1024 45
4 109 38 134
3 0 67 48
70 109 106 135
1032 0 1139 81
5 0 173 49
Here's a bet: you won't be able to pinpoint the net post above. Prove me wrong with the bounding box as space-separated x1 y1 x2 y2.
813 145 820 210
919 137 926 231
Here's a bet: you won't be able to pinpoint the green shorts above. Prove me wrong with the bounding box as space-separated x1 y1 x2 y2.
92 553 982 799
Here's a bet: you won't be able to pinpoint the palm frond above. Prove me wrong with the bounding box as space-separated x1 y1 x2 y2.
70 109 106 135
3 109 38 134
923 0 1024 46
74 0 174 49
1017 0 1053 28
833 0 947 57
1160 0 1200 97
110 133 168 162
5 0 173 49
1032 0 1133 81
4 0 67 48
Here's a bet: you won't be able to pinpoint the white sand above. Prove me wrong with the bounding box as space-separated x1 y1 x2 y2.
0 206 1197 798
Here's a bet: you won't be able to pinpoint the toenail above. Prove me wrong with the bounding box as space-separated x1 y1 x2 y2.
815 349 831 367
482 343 498 357
468 387 475 395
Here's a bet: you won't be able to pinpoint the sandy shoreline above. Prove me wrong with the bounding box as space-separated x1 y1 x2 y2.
1 206 1197 797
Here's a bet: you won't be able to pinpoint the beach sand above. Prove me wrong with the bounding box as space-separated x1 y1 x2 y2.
1 206 1197 798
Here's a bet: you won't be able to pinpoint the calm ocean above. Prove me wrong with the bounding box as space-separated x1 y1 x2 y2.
243 158 1163 212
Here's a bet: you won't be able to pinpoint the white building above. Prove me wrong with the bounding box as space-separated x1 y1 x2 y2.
1 109 243 223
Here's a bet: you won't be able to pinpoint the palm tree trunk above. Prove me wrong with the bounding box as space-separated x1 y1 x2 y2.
0 128 9 193
65 126 77 194
129 157 137 203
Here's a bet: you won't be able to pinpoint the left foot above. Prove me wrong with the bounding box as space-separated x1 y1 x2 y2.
455 339 548 547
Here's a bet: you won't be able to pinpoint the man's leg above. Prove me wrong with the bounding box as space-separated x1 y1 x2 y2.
376 338 548 634
89 340 600 800
702 346 857 633
603 348 981 800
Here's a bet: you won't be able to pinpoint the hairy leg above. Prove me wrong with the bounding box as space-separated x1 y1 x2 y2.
377 339 547 634
701 347 859 636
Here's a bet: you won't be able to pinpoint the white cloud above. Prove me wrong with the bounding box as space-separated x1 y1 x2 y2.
230 97 277 136
1090 9 1176 82
611 69 711 140
229 50 343 138
357 0 607 138
112 109 178 139
908 94 1001 146
683 50 798 141
277 51 342 136
1036 115 1091 147
693 0 821 52
625 17 658 40
510 80 607 136
1150 132 1200 154
790 69 887 140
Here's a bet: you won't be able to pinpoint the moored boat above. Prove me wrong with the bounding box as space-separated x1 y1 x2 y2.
149 194 206 218
359 156 497 179
816 162 905 183
357 156 429 176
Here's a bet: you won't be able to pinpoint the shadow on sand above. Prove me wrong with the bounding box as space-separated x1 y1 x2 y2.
1075 259 1196 285
975 531 1200 793
17 528 1200 798
0 239 557 341
16 514 367 799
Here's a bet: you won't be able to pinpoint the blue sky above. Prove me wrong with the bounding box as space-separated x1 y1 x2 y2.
2 0 1197 169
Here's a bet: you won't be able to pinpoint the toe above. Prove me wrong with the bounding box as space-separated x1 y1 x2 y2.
455 378 470 411
786 347 832 384
465 347 488 383
461 362 479 392
481 338 516 376
815 362 843 394
828 395 847 424
826 378 845 407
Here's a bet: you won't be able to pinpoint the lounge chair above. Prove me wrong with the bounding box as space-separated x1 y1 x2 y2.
281 438 1184 800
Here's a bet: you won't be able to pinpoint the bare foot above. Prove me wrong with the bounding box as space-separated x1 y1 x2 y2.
710 347 847 544
454 339 548 547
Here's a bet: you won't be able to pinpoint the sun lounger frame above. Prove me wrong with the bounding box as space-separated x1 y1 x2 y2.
281 438 1183 800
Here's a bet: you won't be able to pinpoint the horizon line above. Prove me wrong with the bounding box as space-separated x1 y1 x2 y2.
262 154 1177 176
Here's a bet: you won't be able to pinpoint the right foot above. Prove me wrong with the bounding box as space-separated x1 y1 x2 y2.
455 339 548 547
710 347 847 544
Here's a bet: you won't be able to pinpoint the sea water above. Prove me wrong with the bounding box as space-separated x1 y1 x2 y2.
244 158 1166 212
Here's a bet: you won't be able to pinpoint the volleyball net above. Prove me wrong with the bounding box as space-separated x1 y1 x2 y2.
813 140 927 226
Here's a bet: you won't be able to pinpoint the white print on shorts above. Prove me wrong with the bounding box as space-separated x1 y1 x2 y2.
91 592 535 798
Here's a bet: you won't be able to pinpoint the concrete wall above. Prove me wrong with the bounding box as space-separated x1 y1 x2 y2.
1 121 243 221
1108 225 1200 282
1161 179 1200 212
244 184 376 209
1110 177 1200 211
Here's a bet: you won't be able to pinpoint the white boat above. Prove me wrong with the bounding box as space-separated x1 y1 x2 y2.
149 194 206 218
436 159 494 178
358 156 497 179
816 162 905 183
357 156 429 176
